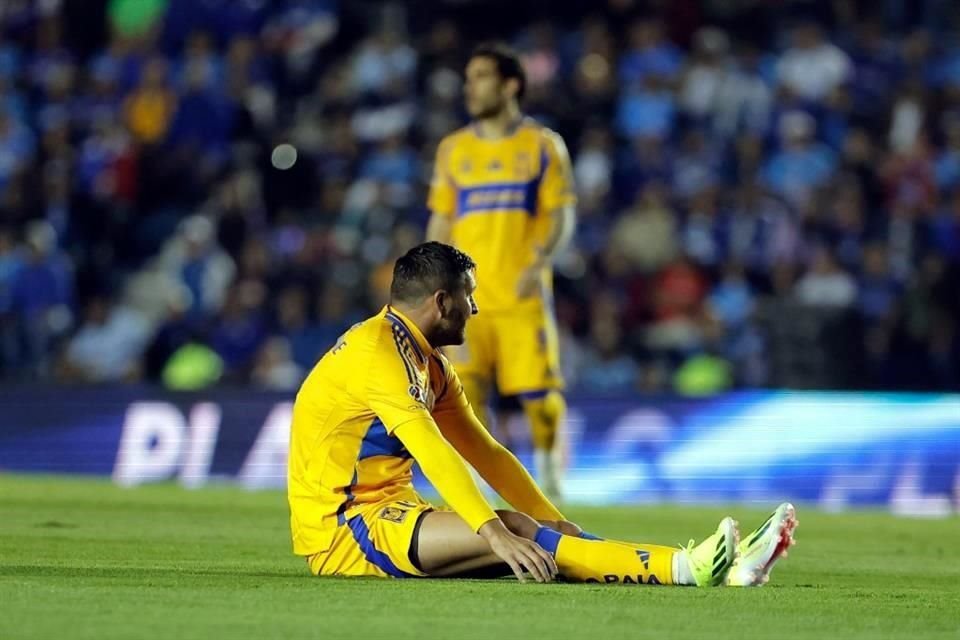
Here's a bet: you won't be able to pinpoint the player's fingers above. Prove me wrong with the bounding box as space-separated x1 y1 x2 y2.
522 540 556 580
505 556 526 583
521 547 551 583
535 544 558 578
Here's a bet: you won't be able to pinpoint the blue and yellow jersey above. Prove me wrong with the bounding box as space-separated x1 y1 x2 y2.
428 118 576 312
288 305 563 557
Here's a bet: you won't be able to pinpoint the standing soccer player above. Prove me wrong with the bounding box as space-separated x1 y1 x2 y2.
426 43 575 500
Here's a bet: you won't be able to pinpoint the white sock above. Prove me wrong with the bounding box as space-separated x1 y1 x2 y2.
673 550 696 585
534 448 563 499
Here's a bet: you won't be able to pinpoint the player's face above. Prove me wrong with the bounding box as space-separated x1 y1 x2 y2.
464 57 508 119
432 271 478 347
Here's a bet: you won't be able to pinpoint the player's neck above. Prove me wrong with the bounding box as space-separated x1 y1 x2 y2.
474 105 523 139
387 303 436 350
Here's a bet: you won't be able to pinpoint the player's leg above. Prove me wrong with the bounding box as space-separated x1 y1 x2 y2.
459 374 493 433
495 308 567 501
446 312 496 430
414 509 738 586
493 394 523 451
519 389 566 501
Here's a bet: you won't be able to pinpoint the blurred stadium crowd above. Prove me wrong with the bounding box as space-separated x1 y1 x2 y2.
0 0 958 393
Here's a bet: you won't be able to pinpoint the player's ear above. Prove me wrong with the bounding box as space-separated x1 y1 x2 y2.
433 289 448 317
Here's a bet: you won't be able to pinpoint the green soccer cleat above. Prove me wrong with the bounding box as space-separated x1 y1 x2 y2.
682 516 739 587
726 502 798 587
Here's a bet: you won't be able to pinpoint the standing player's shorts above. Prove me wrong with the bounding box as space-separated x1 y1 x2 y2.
448 302 563 396
306 493 437 578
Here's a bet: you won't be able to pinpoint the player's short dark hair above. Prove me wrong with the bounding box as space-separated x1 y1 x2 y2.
390 242 476 304
470 42 526 101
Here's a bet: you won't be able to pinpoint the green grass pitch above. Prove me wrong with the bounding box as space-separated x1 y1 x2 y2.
1 474 957 640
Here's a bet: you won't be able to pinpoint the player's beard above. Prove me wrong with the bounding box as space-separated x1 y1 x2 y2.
468 96 505 121
430 306 469 347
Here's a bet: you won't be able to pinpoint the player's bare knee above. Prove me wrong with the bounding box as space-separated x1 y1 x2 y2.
495 509 540 539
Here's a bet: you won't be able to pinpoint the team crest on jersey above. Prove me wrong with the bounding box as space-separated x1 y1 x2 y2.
379 506 409 524
460 158 472 174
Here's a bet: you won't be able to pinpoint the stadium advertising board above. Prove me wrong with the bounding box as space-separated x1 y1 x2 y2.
1 388 958 516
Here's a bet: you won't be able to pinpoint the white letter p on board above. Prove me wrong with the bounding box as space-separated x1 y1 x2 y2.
113 402 186 486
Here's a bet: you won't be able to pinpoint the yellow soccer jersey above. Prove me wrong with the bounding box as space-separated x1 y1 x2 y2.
288 306 482 555
288 305 563 558
428 118 576 312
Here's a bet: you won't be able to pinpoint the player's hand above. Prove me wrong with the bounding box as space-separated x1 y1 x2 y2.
516 261 544 299
479 519 558 583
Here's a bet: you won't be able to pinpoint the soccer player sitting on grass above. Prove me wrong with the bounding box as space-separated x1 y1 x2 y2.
288 242 797 585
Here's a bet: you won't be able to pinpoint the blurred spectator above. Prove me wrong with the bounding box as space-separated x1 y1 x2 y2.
9 221 73 377
0 227 21 314
725 183 801 271
776 22 851 102
352 28 417 97
708 261 754 330
123 56 177 144
934 116 960 191
616 75 675 140
679 28 730 123
711 45 772 139
209 279 268 379
167 215 236 317
0 108 35 192
251 336 304 389
794 247 857 308
762 111 836 207
573 126 613 207
646 256 707 354
610 182 677 273
671 128 721 199
273 285 323 370
580 320 638 393
858 243 901 324
680 187 723 270
619 19 683 85
60 294 152 382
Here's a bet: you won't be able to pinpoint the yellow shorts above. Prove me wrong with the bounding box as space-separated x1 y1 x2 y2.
306 494 436 578
448 304 563 396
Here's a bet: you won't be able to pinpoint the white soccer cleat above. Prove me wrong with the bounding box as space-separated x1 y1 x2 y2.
726 502 798 586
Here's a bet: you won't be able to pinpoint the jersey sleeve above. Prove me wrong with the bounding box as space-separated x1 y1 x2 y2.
427 136 457 218
432 357 565 522
393 416 498 532
538 129 577 213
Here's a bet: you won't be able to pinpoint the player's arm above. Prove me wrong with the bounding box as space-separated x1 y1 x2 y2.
365 346 496 533
426 214 452 244
432 366 564 522
535 130 577 262
382 406 557 581
426 137 456 244
391 417 498 532
518 131 577 297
